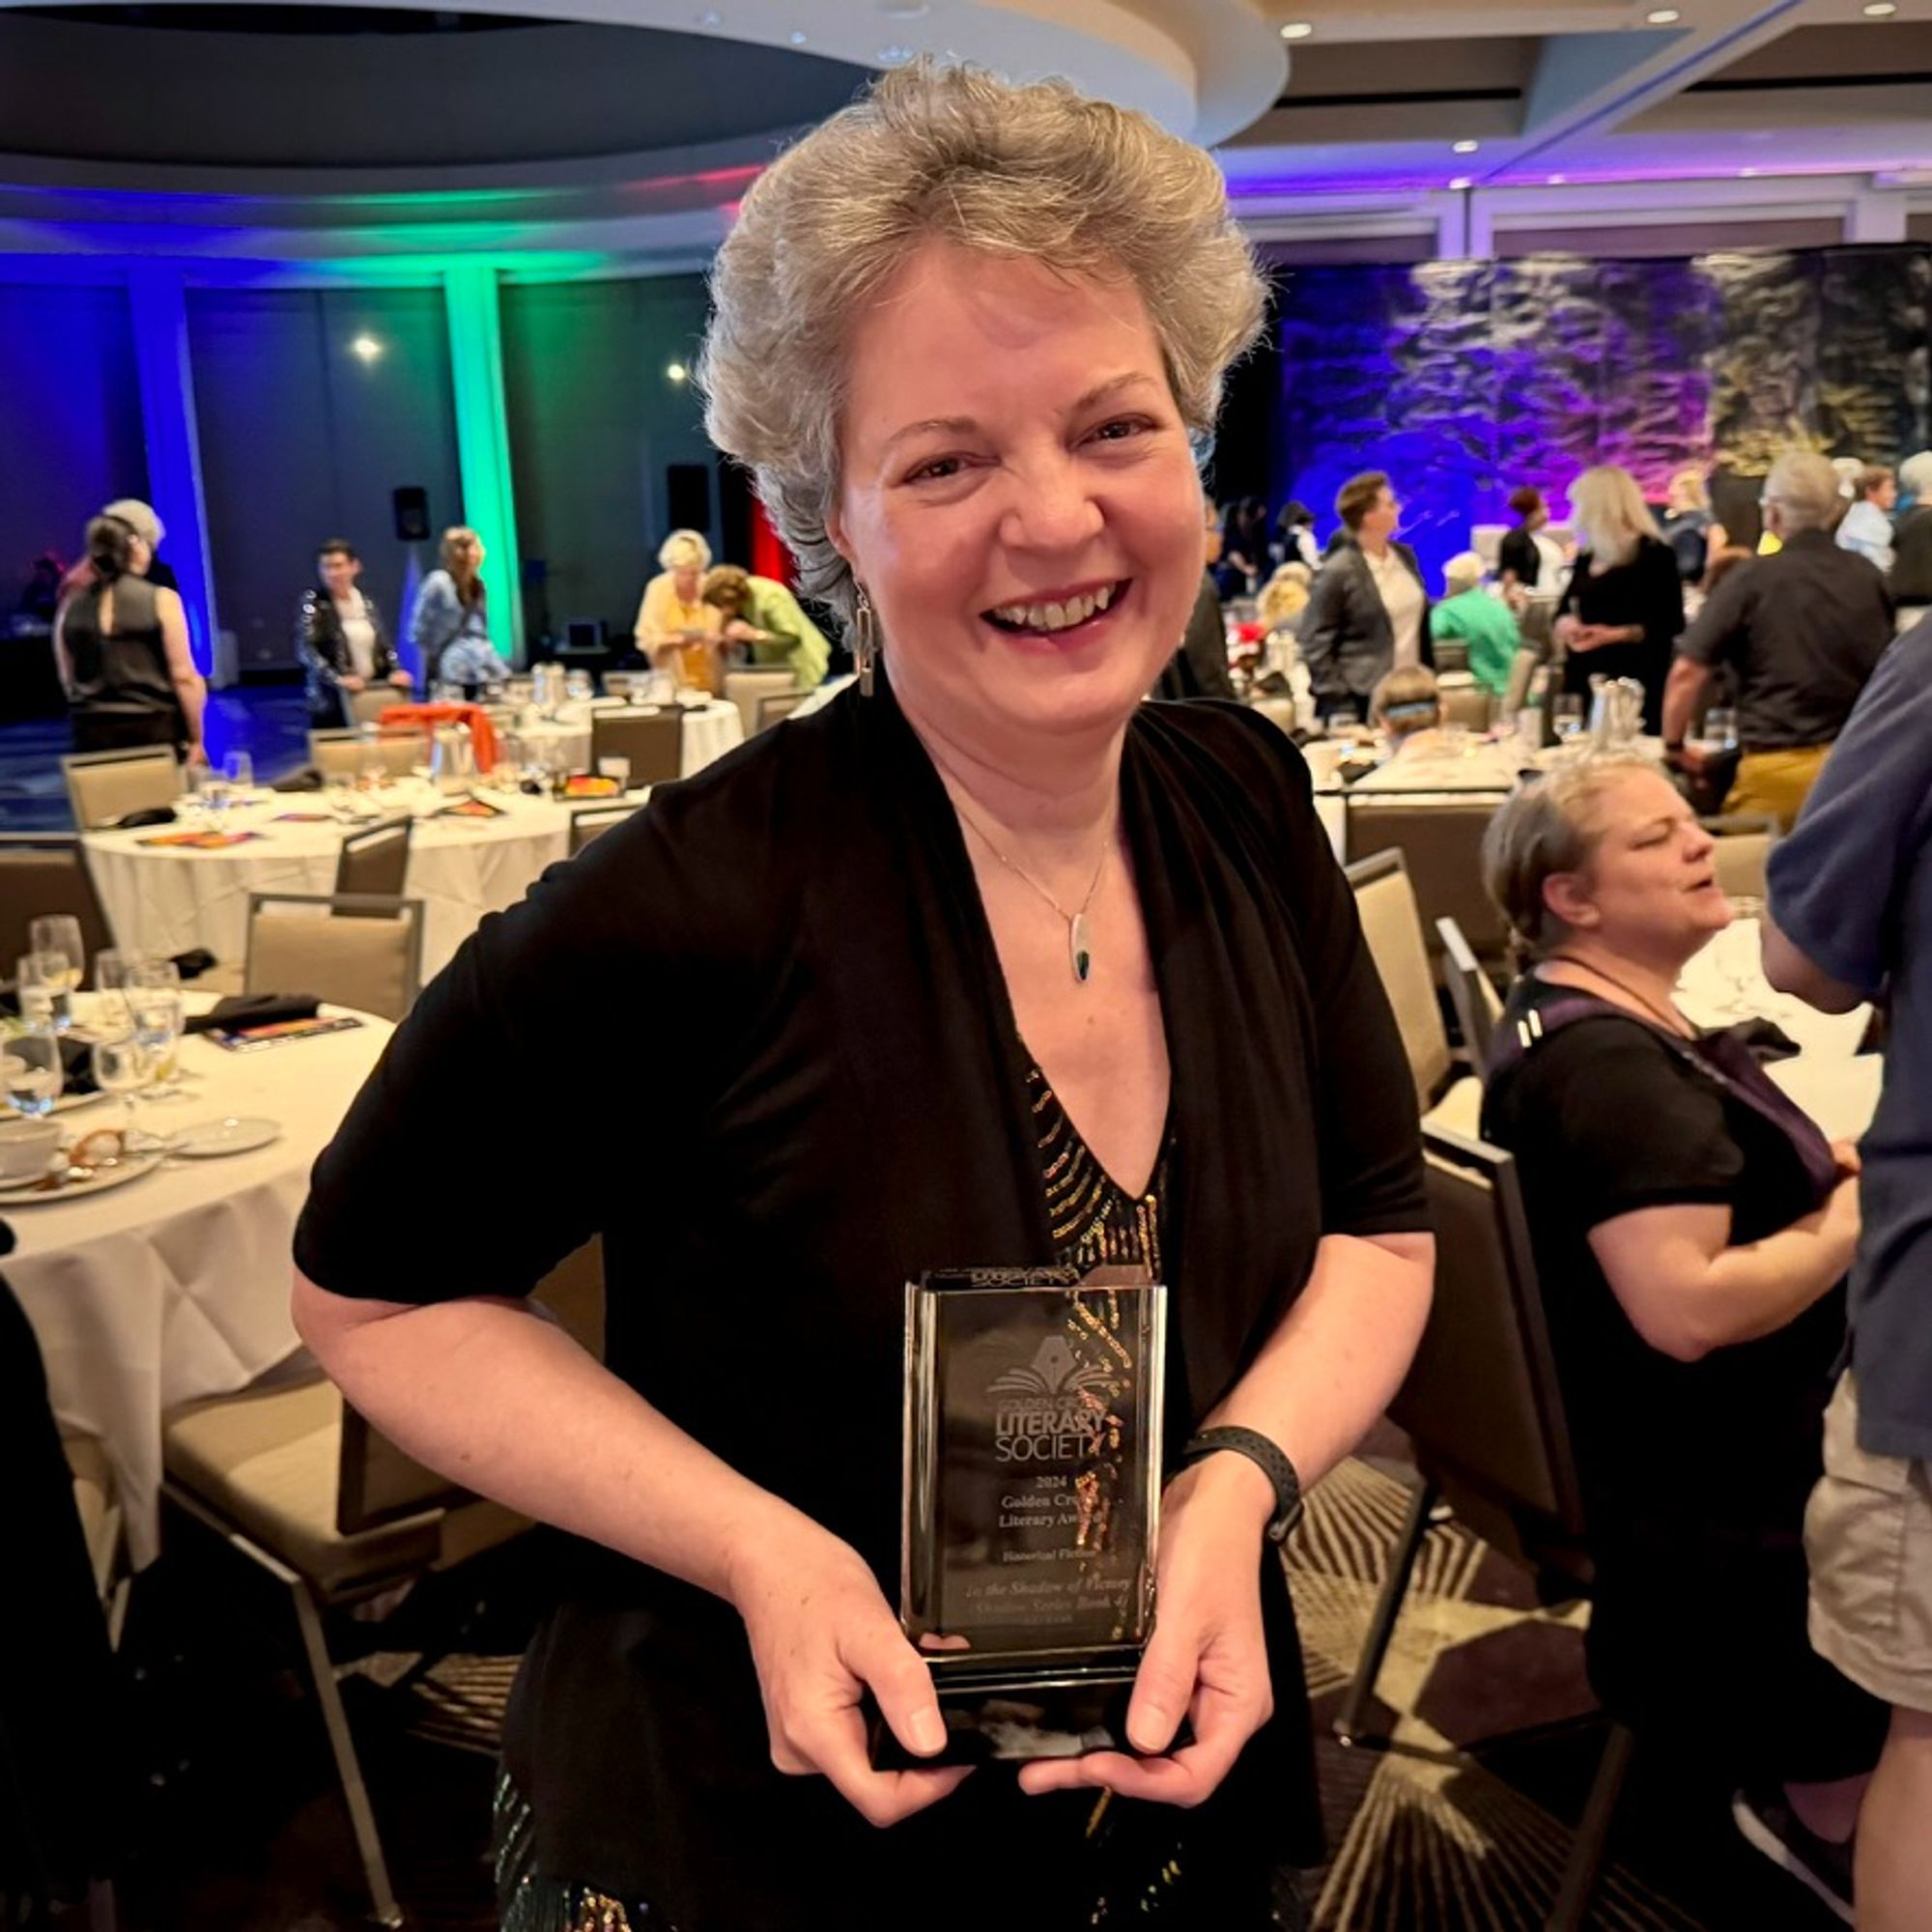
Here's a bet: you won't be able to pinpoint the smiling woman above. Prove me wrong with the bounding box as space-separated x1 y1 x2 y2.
291 58 1434 1932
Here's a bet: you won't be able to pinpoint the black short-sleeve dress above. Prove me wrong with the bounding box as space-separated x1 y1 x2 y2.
296 679 1430 1930
1481 976 1886 1782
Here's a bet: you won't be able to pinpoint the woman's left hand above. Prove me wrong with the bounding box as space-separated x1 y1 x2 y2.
1016 1455 1273 1807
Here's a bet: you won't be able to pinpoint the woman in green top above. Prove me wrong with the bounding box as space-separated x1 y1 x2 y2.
702 564 831 690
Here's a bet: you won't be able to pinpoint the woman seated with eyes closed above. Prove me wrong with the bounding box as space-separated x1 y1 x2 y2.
1479 754 1885 1917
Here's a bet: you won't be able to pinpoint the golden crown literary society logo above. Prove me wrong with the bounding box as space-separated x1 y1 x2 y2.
987 1333 1121 1463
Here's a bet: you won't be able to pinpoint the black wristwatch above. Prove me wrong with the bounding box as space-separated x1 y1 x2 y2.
1176 1426 1304 1545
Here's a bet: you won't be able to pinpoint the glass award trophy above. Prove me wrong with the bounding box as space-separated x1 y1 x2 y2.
879 1264 1168 1766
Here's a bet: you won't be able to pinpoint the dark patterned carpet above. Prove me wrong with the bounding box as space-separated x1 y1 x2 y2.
105 1443 1844 1932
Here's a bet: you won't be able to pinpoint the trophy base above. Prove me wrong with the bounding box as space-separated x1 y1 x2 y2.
870 1662 1173 1769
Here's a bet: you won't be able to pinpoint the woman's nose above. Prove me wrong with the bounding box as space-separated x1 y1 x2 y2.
998 456 1104 554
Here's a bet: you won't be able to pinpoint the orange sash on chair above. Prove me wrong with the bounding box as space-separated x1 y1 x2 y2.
378 702 498 772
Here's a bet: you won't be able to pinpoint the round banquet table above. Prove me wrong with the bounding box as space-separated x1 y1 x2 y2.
507 695 741 778
6 994 392 1567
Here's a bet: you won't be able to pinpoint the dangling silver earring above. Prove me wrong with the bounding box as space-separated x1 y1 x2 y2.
854 583 877 697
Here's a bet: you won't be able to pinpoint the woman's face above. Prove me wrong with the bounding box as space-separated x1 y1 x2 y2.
321 551 360 597
1545 770 1730 962
672 564 702 603
1358 487 1400 545
449 536 483 576
829 238 1205 755
1871 475 1899 513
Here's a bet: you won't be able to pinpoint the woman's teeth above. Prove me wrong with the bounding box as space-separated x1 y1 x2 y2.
988 582 1118 632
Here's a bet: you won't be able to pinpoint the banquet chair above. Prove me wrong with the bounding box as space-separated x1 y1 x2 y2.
309 727 423 784
755 691 806 732
724 668 797 740
1345 790 1512 974
346 687 405 729
0 835 118 976
1437 915 1504 1077
570 805 639 856
590 709 683 786
1697 812 1778 903
333 818 413 905
1436 673 1493 732
1344 849 1481 1134
160 1236 606 1931
1337 1124 1629 1932
243 892 423 1022
1431 639 1470 675
62 746 181 830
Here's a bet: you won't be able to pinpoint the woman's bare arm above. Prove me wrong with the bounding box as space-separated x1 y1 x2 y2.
156 587 206 752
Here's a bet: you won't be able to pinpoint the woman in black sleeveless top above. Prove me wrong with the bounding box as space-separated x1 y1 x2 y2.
55 515 204 755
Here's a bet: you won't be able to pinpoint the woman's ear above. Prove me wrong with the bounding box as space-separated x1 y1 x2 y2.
1542 870 1598 932
825 500 855 574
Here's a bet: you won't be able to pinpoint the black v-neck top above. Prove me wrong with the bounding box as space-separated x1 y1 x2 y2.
297 678 1427 1925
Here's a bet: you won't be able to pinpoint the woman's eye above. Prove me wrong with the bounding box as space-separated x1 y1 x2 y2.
1089 417 1151 444
907 456 964 483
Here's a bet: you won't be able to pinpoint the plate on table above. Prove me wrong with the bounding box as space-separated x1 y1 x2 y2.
0 1150 162 1203
169 1115 282 1157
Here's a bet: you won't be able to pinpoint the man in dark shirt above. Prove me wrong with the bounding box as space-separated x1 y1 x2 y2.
1763 617 1932 1931
1157 495 1237 701
1664 450 1892 829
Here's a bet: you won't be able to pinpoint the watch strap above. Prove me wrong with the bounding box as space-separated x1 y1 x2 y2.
1177 1426 1303 1545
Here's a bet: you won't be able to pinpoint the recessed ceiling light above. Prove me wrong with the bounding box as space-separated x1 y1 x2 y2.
1280 20 1315 39
1741 166 1760 176
666 362 689 384
350 334 382 362
1864 2 1898 14
876 43 916 63
1452 139 1480 155
1548 173 1568 184
1646 8 1682 21
789 27 807 42
696 7 721 23
1449 176 1472 190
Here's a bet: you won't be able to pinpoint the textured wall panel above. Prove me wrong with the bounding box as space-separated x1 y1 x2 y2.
1815 248 1932 466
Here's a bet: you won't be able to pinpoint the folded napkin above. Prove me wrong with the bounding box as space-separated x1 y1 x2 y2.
112 805 178 830
274 768 325 793
183 993 320 1037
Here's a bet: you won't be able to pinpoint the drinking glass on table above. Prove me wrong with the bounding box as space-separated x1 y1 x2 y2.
130 989 185 1102
564 669 593 704
16 952 64 1029
598 755 631 793
92 1031 153 1151
222 749 255 795
1689 706 1739 759
28 916 84 1029
93 949 134 1028
2 1022 63 1121
1551 694 1587 745
129 956 182 996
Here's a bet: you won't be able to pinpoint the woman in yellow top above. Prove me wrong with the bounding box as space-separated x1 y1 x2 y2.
700 564 830 690
634 529 724 692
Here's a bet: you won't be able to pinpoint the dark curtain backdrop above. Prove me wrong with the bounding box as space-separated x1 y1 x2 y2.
186 285 461 674
1223 243 1932 588
500 274 717 649
0 281 147 621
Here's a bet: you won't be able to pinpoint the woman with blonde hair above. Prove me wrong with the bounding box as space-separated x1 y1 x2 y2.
408 525 491 692
1480 754 1883 1916
1662 465 1727 582
634 527 724 692
1554 466 1685 732
291 58 1431 1932
1256 559 1311 631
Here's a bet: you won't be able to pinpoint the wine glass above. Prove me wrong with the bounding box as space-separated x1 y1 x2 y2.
130 989 185 1104
1551 695 1587 745
1689 706 1739 759
564 669 593 705
129 956 182 996
92 1031 154 1151
2 1022 63 1121
28 916 84 1030
94 948 132 1025
222 749 255 796
16 952 64 1029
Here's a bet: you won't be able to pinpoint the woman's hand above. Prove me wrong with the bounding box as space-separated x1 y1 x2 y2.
389 669 415 690
1552 614 1582 648
1016 1455 1273 1808
731 1519 972 1828
340 673 366 694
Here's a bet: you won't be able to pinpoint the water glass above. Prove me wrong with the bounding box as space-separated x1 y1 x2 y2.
1551 695 1587 743
598 755 631 793
2 1023 63 1121
130 990 185 1101
91 1031 153 1149
16 952 63 1028
92 948 133 1028
565 669 593 704
1691 706 1739 756
222 749 255 794
28 915 84 1027
129 956 182 996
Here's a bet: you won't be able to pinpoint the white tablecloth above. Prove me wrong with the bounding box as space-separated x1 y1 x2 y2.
1675 918 1870 1060
509 696 741 778
9 997 392 1566
86 778 657 987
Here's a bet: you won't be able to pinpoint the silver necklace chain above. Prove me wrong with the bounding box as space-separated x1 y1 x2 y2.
945 791 1114 986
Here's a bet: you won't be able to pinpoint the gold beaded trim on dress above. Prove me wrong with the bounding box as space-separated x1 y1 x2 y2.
1028 1064 1167 1278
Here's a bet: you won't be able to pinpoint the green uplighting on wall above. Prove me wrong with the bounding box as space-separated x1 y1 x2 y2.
443 263 524 663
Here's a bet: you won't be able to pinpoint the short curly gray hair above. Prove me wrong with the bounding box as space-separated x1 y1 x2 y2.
698 60 1266 625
